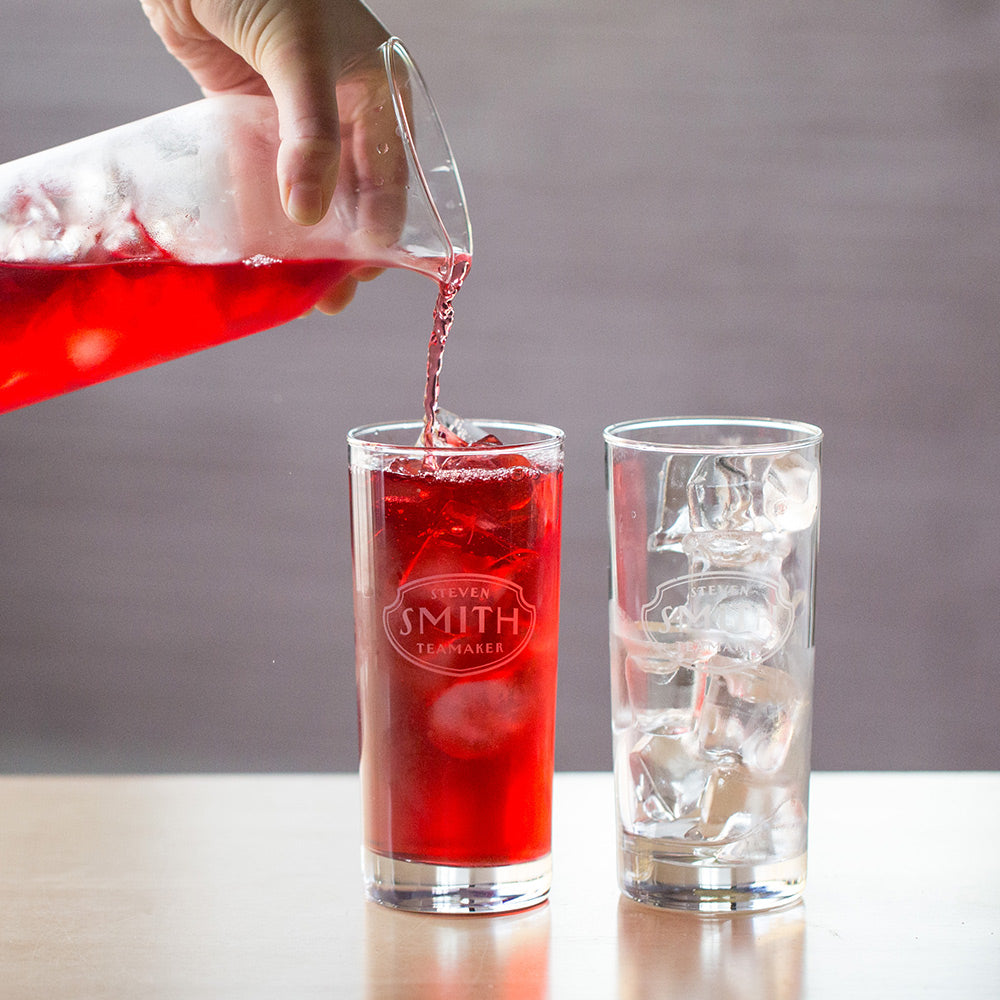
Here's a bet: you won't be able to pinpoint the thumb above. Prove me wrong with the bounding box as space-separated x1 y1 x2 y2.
271 75 342 227
260 38 343 226
254 4 390 226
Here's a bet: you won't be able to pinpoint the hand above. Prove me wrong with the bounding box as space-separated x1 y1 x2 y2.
141 0 392 313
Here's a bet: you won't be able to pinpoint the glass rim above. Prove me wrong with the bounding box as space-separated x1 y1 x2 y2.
602 415 823 454
347 418 565 455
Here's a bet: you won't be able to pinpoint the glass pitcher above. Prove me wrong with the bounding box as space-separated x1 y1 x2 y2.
0 37 471 413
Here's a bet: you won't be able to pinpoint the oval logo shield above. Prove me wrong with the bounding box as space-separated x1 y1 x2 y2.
383 573 537 676
641 570 795 665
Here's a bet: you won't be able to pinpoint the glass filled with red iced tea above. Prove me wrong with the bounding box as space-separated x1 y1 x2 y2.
348 419 563 913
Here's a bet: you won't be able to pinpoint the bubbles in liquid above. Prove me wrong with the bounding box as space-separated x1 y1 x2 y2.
376 142 390 155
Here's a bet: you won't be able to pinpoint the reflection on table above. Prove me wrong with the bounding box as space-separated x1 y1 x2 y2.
366 902 551 999
617 898 805 1000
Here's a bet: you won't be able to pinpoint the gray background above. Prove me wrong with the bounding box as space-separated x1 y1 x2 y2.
1 0 997 772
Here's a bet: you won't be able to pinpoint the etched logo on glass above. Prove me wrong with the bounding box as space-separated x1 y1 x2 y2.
641 570 795 666
383 572 536 675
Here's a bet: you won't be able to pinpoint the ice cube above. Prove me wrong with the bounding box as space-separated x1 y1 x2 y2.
400 499 511 581
487 546 541 590
648 455 692 552
692 759 806 864
714 822 773 863
424 409 488 447
696 758 778 841
628 732 707 826
428 677 531 759
682 530 790 572
438 498 500 546
1 182 77 261
687 456 758 532
614 611 708 732
762 452 819 532
95 201 168 261
0 164 170 264
697 665 804 773
625 650 707 736
702 776 807 865
682 571 795 664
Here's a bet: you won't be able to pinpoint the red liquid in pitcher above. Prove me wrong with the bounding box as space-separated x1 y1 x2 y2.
354 447 562 866
0 257 358 413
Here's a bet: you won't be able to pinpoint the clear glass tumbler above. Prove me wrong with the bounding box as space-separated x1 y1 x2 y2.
604 417 822 912
348 420 563 913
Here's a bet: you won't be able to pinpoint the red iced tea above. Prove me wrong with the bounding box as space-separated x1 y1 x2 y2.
351 428 562 866
0 256 358 413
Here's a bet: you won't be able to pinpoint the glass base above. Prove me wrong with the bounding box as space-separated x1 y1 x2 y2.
363 848 551 914
619 834 805 913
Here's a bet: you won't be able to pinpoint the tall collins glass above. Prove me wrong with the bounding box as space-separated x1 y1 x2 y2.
605 417 822 912
349 420 563 913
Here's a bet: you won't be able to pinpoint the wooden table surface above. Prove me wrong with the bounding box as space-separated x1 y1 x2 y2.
2 0 999 776
0 771 996 998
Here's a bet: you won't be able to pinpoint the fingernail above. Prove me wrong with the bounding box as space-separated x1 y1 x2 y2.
286 182 324 226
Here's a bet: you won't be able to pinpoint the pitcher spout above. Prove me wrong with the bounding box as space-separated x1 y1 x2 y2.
381 38 473 278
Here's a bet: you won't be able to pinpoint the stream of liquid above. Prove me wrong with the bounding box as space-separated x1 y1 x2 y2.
421 254 472 444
